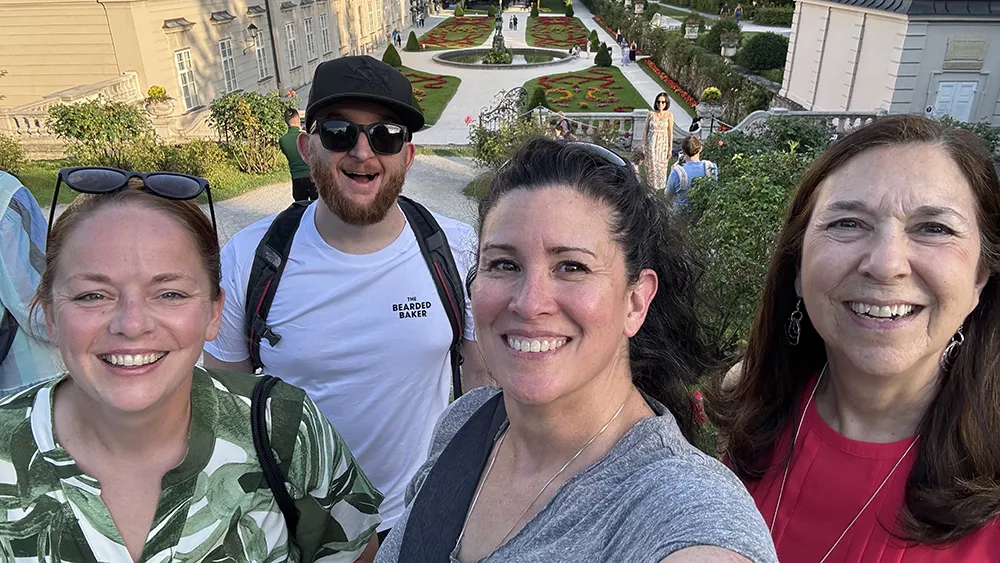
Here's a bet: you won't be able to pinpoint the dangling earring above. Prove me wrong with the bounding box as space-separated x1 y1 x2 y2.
787 298 804 346
940 324 965 371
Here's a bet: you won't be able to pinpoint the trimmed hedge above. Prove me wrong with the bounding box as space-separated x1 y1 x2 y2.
455 4 466 16
531 1 539 17
595 42 612 66
754 6 794 26
565 3 574 17
487 4 497 17
382 43 403 67
405 31 420 52
735 32 788 71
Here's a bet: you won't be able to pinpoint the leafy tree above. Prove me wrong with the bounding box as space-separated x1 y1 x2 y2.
0 133 24 175
382 43 403 67
405 31 421 52
48 98 153 169
594 42 612 67
208 90 294 174
735 32 788 71
698 18 741 55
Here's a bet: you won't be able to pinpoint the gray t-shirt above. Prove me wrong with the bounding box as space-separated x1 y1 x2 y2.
376 387 777 563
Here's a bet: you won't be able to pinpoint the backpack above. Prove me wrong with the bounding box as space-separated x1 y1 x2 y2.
244 196 467 398
671 160 718 193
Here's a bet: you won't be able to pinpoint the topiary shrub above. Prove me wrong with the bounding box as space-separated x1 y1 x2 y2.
753 6 794 26
487 4 497 17
565 3 574 17
0 134 25 175
382 43 403 67
589 29 598 43
527 85 550 110
530 1 539 17
455 4 465 17
594 42 612 66
698 18 741 55
405 31 421 52
735 32 788 71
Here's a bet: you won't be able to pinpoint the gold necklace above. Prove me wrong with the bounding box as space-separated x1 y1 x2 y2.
458 387 634 554
769 364 920 562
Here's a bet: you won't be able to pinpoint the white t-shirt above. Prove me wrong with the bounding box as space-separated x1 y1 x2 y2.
205 202 477 531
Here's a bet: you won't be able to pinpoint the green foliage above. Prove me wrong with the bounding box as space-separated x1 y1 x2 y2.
382 43 403 67
939 117 1000 156
405 31 421 51
160 139 228 177
468 116 549 172
531 1 539 17
527 85 550 110
735 32 788 71
683 150 812 354
48 98 153 169
146 85 170 101
759 68 784 84
702 117 835 164
589 29 598 43
594 42 612 67
698 18 741 55
565 3 574 17
0 133 25 175
483 49 513 64
487 4 497 17
691 0 721 12
753 6 795 26
208 90 292 174
455 4 466 17
702 87 722 102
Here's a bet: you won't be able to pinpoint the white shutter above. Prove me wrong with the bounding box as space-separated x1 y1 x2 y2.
952 82 977 122
932 82 956 119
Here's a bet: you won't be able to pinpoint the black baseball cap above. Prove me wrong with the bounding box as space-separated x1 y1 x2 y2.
305 56 425 134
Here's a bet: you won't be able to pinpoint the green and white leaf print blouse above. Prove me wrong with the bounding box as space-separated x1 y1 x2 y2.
0 367 383 562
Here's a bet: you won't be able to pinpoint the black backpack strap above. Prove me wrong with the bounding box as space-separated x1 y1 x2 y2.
251 374 300 537
398 196 467 398
399 392 507 561
245 201 310 372
0 308 19 365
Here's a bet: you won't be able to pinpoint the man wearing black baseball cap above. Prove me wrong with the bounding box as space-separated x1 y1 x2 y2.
204 56 488 548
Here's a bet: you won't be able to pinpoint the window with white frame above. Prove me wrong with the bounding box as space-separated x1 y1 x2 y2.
318 13 331 53
219 38 238 93
256 35 270 80
174 49 199 110
285 22 299 67
304 17 317 60
367 2 375 35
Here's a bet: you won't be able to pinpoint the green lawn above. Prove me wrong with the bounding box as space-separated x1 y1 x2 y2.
416 16 493 50
638 60 697 118
415 146 475 157
537 0 570 13
400 66 461 129
523 66 651 113
525 16 590 48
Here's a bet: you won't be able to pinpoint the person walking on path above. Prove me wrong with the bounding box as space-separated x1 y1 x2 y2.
629 41 638 63
204 56 489 544
621 43 631 66
735 4 743 22
640 92 675 191
278 108 317 202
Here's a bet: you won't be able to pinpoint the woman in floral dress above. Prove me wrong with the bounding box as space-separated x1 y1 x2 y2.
642 92 675 190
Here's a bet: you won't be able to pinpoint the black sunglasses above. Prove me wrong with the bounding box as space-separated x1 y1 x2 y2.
311 119 411 155
48 167 217 238
567 141 629 167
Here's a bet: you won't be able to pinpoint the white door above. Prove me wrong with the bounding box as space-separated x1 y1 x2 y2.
932 81 977 122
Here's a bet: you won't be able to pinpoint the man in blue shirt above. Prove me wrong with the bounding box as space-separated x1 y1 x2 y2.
0 171 60 394
666 136 718 208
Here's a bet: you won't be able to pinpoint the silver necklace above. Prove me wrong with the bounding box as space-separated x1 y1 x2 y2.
769 364 919 563
457 387 634 555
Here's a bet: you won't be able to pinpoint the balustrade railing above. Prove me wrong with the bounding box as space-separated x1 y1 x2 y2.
533 107 650 151
726 107 889 137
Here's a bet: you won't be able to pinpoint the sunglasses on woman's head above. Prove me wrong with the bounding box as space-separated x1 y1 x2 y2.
48 167 217 238
311 119 411 155
567 141 629 167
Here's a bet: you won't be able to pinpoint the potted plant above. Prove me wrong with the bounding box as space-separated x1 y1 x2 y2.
720 31 740 57
144 85 174 117
684 16 700 40
696 86 725 119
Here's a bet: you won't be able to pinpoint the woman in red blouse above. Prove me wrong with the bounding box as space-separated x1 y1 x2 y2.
710 114 1000 562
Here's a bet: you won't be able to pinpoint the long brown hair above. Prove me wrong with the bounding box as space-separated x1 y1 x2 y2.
708 114 1000 543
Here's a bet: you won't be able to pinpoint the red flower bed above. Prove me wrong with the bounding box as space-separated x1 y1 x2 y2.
528 16 590 48
614 105 635 112
419 17 492 49
644 59 697 108
405 71 448 101
593 16 614 36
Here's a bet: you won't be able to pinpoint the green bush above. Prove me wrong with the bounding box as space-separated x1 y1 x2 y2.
754 6 794 26
0 134 25 175
468 116 549 172
209 90 292 174
119 134 166 172
699 18 741 55
161 139 228 177
483 49 513 64
565 3 574 17
589 29 598 43
48 98 152 169
487 4 497 17
527 85 550 110
684 150 812 354
692 0 721 13
736 32 788 71
939 117 1000 157
595 42 612 67
405 31 421 52
455 4 465 16
760 68 784 84
702 117 834 164
382 43 403 67
531 1 539 17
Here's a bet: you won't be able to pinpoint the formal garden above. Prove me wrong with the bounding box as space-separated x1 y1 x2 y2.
522 67 649 112
525 16 591 48
412 16 494 50
382 44 462 128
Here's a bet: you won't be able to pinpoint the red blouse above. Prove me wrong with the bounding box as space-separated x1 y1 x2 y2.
746 382 1000 562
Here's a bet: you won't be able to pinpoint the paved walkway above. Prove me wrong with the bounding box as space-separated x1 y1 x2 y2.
379 2 692 145
649 0 791 35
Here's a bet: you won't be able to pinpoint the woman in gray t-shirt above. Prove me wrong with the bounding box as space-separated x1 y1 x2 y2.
376 138 777 563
